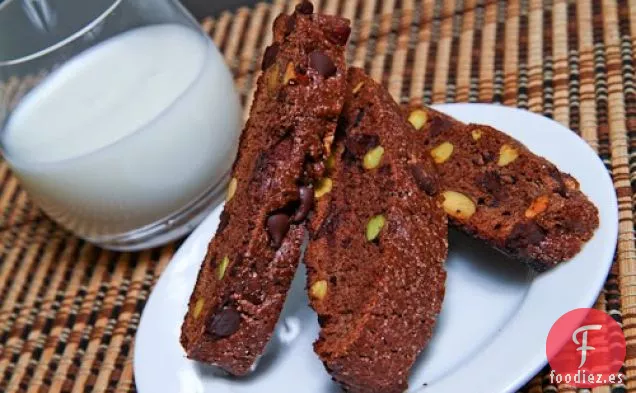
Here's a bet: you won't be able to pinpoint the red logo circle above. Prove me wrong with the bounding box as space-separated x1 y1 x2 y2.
546 308 625 388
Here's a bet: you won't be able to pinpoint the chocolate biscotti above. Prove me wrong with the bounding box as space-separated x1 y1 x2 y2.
304 68 448 393
405 106 599 272
180 2 350 375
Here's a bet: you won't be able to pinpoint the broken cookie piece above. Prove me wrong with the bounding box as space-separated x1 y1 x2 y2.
405 106 599 272
180 1 350 375
305 69 448 393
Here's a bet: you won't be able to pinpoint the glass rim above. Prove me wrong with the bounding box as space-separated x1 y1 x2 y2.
0 0 16 13
1 26 217 168
0 0 123 66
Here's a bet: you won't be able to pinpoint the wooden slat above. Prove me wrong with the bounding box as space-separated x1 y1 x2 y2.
0 1 632 392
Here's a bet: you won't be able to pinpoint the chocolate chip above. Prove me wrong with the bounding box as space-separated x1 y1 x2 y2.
295 0 314 14
262 43 279 71
216 210 230 234
309 51 337 78
326 23 351 45
267 213 290 248
506 221 546 250
207 308 241 338
293 186 314 222
409 164 438 196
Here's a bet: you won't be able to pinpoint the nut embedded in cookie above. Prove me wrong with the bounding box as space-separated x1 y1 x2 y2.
408 109 428 131
442 191 476 220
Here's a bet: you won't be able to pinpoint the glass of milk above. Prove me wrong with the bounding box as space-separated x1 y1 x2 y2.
0 0 241 250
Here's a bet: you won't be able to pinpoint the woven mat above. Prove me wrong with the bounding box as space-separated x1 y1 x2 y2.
0 0 634 392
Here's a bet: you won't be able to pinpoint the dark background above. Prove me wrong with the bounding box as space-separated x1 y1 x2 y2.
181 0 264 19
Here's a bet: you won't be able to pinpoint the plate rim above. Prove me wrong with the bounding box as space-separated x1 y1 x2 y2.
424 103 618 393
134 103 618 393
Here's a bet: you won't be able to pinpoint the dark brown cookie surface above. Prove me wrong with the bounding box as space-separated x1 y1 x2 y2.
305 68 448 393
404 106 599 271
180 2 350 375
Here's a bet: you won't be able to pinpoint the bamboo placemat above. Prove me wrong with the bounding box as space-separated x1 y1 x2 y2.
0 0 634 392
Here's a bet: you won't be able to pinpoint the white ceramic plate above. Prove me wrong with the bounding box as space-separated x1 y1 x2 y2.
134 103 618 393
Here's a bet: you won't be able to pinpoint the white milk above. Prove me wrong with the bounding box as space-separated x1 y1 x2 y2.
2 24 241 240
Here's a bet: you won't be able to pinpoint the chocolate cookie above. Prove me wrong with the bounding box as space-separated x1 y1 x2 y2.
180 1 350 375
405 106 599 271
305 68 448 393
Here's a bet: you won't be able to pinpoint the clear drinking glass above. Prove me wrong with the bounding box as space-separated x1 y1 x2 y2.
0 0 241 250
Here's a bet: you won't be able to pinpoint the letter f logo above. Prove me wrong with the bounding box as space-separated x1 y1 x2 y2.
572 324 603 368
